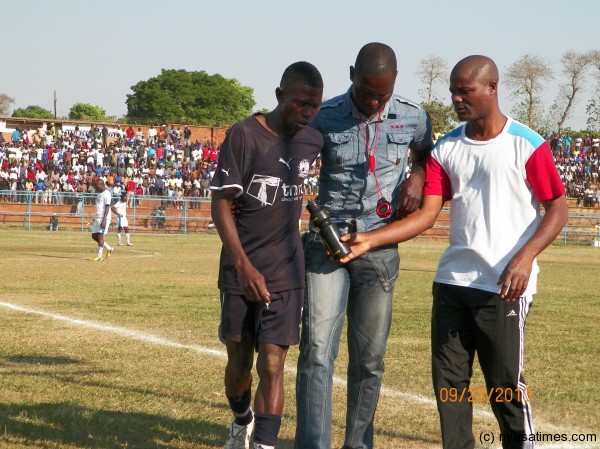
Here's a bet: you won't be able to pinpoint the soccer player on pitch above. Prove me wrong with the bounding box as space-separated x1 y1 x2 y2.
111 191 133 246
211 62 324 449
91 178 115 261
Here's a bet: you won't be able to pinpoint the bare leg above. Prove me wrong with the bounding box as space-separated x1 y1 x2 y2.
254 342 289 414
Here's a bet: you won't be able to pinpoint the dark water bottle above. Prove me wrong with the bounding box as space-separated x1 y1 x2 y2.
306 200 351 260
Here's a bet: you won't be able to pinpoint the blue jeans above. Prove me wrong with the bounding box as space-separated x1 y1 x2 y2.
295 233 399 449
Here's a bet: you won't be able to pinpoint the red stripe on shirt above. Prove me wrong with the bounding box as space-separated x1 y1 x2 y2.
525 141 566 202
423 153 451 200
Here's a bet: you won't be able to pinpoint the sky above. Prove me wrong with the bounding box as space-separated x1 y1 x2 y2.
3 0 599 130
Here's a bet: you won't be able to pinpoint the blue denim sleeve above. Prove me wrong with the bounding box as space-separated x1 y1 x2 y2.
410 107 433 153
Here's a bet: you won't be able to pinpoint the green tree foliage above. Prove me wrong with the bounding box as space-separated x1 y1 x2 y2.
126 69 255 126
510 98 552 134
69 103 108 121
12 105 54 119
586 85 600 132
422 100 457 135
586 51 600 132
414 56 456 136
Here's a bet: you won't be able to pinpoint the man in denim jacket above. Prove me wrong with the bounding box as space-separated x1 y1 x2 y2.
295 42 432 449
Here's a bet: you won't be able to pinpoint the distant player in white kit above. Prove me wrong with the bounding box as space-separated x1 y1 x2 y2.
91 178 114 261
111 191 133 246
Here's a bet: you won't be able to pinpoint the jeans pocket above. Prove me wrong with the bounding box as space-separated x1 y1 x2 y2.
304 236 332 273
366 248 400 291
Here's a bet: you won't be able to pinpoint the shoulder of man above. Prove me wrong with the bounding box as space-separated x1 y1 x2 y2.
318 92 347 112
433 124 465 152
296 125 324 142
224 115 259 139
311 93 350 130
228 115 254 129
389 94 423 112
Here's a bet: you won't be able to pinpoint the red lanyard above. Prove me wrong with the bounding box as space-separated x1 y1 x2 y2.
356 105 384 198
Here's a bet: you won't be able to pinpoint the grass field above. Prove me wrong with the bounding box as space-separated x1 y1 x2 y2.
0 229 598 449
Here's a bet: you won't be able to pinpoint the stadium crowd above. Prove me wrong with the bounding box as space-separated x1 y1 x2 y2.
0 123 322 208
0 123 597 209
0 123 224 208
548 133 600 208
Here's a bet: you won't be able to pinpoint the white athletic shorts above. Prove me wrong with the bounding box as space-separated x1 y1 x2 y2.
117 216 129 228
91 218 110 234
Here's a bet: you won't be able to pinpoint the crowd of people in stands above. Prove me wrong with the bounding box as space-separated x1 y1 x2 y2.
547 133 600 208
0 123 224 208
0 123 597 209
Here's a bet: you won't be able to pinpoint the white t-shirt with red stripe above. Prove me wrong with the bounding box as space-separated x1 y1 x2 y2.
423 118 565 295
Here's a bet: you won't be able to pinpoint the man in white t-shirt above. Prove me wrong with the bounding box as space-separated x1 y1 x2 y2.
340 55 568 449
111 191 133 246
91 178 114 261
147 126 157 145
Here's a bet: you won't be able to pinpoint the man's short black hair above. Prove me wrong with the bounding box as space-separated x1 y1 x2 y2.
354 42 397 76
280 61 323 90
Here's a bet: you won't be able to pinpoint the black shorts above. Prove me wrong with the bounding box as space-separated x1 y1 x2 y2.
219 289 303 348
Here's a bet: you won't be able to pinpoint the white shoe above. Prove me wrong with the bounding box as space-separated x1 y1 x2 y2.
225 419 254 449
118 243 123 246
127 242 133 246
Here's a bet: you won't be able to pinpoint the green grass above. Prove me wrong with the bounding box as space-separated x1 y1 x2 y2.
0 230 598 448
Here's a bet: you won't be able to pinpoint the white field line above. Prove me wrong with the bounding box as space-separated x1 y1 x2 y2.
1 301 597 449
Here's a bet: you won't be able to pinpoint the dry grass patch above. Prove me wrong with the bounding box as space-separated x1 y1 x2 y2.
0 230 598 448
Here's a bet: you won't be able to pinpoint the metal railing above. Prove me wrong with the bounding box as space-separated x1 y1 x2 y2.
1 191 599 245
0 191 214 234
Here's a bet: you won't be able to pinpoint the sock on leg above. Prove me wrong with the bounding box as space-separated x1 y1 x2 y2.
227 390 253 426
253 413 281 447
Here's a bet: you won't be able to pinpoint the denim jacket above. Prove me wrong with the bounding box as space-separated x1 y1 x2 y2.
311 87 432 232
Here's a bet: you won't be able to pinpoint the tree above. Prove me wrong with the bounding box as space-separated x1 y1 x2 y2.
126 69 255 126
505 55 553 129
585 50 600 131
586 82 600 132
587 49 600 74
69 103 108 121
551 51 592 135
422 100 457 135
12 105 54 119
415 55 448 104
0 93 15 116
510 98 552 134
